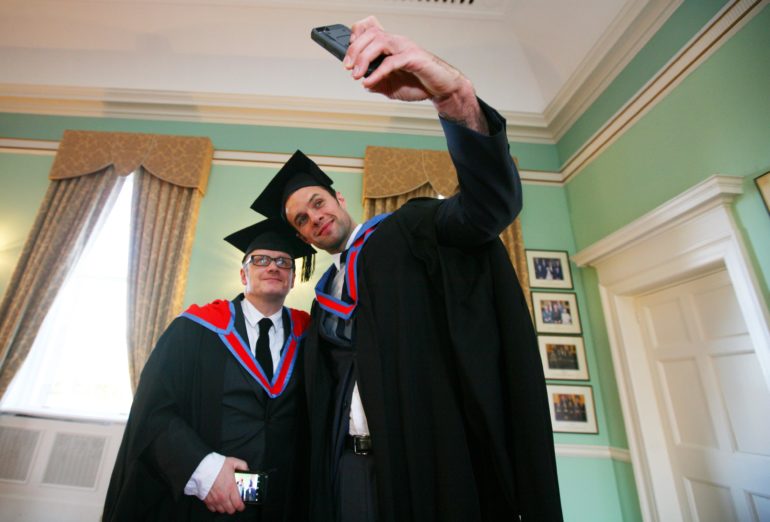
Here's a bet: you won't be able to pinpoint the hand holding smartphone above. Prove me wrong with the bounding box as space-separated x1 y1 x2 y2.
234 471 268 505
310 24 384 77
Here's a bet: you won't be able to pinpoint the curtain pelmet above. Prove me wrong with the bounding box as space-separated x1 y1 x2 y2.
50 130 212 193
363 146 532 314
1 130 213 399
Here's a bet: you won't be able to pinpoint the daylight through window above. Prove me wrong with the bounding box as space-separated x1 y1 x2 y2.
0 176 135 421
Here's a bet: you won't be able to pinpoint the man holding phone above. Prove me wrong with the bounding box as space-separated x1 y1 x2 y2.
103 218 314 521
253 15 563 522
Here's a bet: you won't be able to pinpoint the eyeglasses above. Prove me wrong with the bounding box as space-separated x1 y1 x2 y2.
244 254 294 270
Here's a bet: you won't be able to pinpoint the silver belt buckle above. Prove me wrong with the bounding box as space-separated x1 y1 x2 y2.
352 435 372 455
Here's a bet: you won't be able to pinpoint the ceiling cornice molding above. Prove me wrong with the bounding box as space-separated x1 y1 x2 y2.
0 138 561 184
97 0 511 20
0 84 553 144
545 0 682 140
1 0 762 184
560 0 766 183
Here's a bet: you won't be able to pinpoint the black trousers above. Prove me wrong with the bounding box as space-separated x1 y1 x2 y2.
338 449 378 522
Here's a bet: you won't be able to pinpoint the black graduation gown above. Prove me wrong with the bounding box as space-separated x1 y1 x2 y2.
304 102 563 521
102 295 309 522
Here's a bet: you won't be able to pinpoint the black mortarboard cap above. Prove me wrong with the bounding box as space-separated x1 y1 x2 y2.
224 217 316 281
251 150 335 219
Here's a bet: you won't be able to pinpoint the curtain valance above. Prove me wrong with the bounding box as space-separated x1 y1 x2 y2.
49 130 213 193
362 145 532 315
363 146 459 198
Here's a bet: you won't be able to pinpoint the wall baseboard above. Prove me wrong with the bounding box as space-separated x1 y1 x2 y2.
556 443 631 462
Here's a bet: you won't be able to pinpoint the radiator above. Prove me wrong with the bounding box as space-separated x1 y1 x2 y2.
0 415 125 522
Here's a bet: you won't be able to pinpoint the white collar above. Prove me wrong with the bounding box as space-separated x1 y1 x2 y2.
241 298 283 330
332 223 362 270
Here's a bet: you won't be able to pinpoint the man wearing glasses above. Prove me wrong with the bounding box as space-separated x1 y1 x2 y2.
104 218 314 521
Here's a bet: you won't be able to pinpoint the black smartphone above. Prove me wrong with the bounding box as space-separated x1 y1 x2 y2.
234 471 268 505
310 24 384 77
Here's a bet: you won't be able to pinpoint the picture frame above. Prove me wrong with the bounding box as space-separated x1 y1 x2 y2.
547 384 597 434
531 292 582 334
755 171 770 214
526 249 573 289
538 335 589 380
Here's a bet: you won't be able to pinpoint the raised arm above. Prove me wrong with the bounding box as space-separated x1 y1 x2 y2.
345 16 489 134
344 16 521 246
434 100 522 247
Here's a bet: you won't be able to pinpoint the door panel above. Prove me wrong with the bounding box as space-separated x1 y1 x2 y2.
712 352 770 455
660 360 718 448
636 269 770 521
685 478 737 522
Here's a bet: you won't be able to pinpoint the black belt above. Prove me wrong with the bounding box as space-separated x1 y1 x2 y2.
345 434 373 455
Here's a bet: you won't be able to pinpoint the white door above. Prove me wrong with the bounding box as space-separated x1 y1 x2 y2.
636 268 770 522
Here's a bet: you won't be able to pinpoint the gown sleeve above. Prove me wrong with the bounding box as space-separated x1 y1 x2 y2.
434 98 523 247
103 317 213 521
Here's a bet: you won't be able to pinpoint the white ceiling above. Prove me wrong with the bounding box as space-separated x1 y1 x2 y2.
0 0 680 141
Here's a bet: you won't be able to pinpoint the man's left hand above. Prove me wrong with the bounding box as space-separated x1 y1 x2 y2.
203 456 248 514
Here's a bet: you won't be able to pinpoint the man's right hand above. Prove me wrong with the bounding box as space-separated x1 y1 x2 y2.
203 456 248 514
345 16 488 134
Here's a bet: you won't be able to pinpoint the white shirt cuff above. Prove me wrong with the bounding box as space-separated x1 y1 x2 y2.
184 452 226 500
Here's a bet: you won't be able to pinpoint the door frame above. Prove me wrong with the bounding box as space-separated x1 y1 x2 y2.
573 175 770 521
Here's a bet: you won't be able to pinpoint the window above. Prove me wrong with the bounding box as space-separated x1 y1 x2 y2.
0 176 135 422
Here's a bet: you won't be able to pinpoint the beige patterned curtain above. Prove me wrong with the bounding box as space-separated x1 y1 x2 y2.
127 170 204 391
0 130 212 397
52 131 212 391
363 146 532 311
0 168 124 397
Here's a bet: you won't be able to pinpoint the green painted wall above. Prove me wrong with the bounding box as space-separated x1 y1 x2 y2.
564 5 770 297
522 183 637 521
521 183 622 448
0 154 52 299
557 457 626 522
557 0 727 164
556 6 770 521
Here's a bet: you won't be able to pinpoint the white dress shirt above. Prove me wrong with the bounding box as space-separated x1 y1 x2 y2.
183 300 284 500
240 299 285 375
328 225 370 437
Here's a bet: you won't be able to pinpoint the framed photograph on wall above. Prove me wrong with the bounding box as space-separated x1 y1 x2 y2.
532 292 582 334
538 335 589 380
547 384 597 434
755 171 770 214
526 250 573 289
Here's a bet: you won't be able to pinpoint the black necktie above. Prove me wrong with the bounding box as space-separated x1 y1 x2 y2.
336 258 351 340
256 318 273 380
